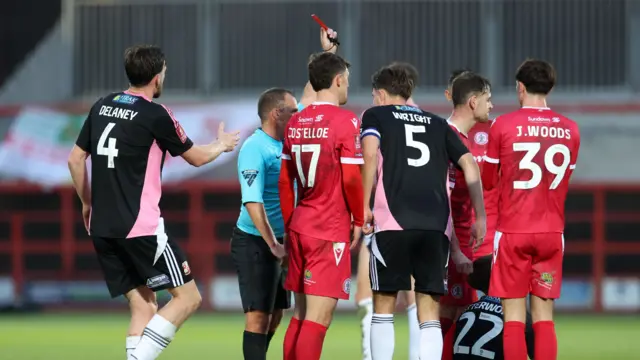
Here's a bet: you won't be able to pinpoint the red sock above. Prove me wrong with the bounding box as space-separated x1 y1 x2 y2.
533 321 557 360
441 322 457 360
294 320 328 360
440 317 453 336
503 321 528 360
283 317 302 360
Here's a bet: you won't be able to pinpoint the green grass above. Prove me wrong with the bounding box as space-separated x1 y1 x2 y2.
0 313 637 359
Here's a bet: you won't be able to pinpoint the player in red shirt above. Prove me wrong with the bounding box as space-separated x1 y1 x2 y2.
278 52 364 360
440 71 492 360
482 59 581 360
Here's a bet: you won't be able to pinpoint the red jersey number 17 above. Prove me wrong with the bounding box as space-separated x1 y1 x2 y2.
291 144 321 187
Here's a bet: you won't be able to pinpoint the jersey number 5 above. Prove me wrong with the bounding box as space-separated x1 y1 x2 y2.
291 144 321 187
454 312 503 359
97 123 119 168
513 142 570 189
405 124 430 167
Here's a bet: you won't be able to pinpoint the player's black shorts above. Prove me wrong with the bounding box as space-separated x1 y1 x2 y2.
369 230 449 295
92 235 193 298
230 227 291 313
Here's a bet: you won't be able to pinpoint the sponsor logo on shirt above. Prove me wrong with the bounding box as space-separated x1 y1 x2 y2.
146 274 170 289
241 169 259 187
112 94 138 105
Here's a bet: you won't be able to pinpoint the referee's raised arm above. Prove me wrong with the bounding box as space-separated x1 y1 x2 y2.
230 88 299 359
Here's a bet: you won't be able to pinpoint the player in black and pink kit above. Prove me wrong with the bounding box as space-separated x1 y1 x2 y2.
67 45 240 360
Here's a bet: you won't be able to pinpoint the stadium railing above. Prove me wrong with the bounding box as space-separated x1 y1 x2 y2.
0 182 638 312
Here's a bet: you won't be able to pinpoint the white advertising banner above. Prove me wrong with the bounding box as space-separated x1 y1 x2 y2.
0 102 260 186
602 277 640 311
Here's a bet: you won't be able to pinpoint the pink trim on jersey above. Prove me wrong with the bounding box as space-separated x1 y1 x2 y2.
373 150 402 232
123 90 152 102
160 104 178 125
127 140 162 238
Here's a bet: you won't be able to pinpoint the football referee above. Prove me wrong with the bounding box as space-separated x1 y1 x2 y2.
231 88 298 360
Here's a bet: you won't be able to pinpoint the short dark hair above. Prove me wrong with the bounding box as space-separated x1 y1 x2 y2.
389 62 419 86
372 65 415 100
515 59 556 95
467 255 492 294
124 45 165 87
451 72 491 107
448 68 472 86
308 52 350 92
257 88 294 122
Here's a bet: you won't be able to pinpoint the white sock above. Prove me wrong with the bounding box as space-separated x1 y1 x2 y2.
130 315 177 360
419 320 443 360
359 298 374 360
406 304 420 360
371 314 395 360
126 336 141 359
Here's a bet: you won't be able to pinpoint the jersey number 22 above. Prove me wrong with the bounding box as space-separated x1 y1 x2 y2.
454 312 503 359
97 123 119 168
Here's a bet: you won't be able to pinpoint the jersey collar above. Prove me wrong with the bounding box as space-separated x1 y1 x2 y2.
521 106 551 110
310 101 336 106
447 119 468 138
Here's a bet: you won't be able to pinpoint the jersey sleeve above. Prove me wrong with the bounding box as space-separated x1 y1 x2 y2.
484 119 501 164
444 123 470 164
152 105 194 157
75 114 92 153
337 113 364 164
281 125 292 161
237 141 265 204
360 109 380 140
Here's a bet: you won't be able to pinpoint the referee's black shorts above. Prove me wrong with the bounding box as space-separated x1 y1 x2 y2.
369 230 449 295
92 234 193 298
230 227 291 313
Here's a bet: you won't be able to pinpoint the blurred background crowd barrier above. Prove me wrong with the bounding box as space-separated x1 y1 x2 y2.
0 0 638 313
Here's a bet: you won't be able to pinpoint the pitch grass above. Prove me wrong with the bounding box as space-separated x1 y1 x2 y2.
0 313 637 359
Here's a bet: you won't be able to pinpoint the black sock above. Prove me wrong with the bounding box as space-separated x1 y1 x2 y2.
265 331 276 352
243 331 267 360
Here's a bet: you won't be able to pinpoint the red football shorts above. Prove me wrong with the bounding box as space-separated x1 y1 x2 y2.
284 230 352 300
473 214 497 260
441 230 478 307
489 231 564 299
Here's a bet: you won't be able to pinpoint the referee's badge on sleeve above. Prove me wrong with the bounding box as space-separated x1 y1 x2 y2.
242 169 259 187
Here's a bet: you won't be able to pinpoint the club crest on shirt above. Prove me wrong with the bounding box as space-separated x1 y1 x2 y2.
242 169 259 187
474 131 488 145
182 261 191 276
451 284 463 299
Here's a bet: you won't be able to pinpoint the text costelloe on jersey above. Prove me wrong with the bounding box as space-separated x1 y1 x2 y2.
99 105 139 121
288 127 329 139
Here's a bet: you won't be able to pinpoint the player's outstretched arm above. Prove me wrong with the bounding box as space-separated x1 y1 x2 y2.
458 153 487 247
181 122 240 167
299 28 339 108
68 145 91 207
361 136 378 234
278 158 296 233
341 163 365 249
